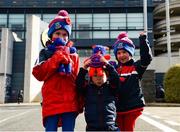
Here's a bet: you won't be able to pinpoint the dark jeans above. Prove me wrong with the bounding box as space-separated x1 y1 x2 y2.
45 112 77 132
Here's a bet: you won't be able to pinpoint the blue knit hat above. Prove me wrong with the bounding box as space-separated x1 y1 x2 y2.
88 45 110 68
113 32 135 57
92 45 107 56
48 10 72 38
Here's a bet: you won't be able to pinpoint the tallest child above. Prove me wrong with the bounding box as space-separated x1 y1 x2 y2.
113 32 152 131
32 10 79 132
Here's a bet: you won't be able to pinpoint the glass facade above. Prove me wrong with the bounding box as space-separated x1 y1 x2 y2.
0 11 145 41
76 14 92 39
55 13 143 40
0 0 153 46
0 12 144 40
9 14 25 39
93 14 109 30
0 14 7 28
9 14 24 29
127 13 143 29
41 12 143 41
43 14 56 23
110 13 126 30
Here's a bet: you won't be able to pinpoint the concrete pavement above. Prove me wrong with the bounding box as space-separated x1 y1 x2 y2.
1 102 180 107
0 105 180 131
0 102 40 107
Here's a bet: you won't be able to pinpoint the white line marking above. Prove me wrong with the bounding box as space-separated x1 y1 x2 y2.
140 115 178 132
0 110 18 112
151 115 161 119
143 112 150 115
164 120 180 126
0 110 32 124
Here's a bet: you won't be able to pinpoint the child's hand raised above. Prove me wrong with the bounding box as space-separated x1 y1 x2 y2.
100 55 109 65
139 31 147 37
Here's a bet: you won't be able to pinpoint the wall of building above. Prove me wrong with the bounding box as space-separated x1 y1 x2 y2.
148 56 180 73
0 28 14 103
23 15 48 103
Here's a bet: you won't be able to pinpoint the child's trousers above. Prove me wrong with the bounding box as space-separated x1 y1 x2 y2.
45 112 77 132
116 109 143 132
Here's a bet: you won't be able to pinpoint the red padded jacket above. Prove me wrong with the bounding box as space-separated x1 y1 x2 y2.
32 47 79 126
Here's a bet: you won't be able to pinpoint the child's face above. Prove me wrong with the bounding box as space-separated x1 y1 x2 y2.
92 72 107 87
116 49 132 63
52 29 68 42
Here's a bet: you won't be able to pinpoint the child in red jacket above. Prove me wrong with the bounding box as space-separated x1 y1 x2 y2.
113 32 152 131
32 10 79 132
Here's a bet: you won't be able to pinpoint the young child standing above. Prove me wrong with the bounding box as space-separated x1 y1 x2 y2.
32 10 79 132
113 32 152 131
76 45 120 131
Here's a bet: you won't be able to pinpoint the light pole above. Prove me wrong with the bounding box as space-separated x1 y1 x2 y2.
143 0 148 33
165 0 171 66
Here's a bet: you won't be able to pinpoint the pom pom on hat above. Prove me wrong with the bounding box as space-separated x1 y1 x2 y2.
117 31 128 39
113 32 135 57
92 45 109 56
58 10 69 16
48 10 72 38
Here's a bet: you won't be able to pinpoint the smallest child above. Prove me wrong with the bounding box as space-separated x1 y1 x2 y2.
76 45 120 131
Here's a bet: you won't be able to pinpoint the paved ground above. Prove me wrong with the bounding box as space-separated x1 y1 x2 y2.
0 103 180 131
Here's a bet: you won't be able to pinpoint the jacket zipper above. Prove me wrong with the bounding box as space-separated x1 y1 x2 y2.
98 87 104 129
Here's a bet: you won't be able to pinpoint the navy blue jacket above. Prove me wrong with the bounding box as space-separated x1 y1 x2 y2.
76 64 119 131
116 35 152 112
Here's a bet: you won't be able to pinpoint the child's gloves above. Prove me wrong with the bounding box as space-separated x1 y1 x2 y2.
54 50 70 64
53 38 66 46
89 54 110 68
89 54 102 68
46 38 73 75
69 47 76 54
139 32 147 40
47 38 65 51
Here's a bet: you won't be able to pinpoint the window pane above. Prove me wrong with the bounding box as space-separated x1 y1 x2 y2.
69 14 75 30
110 31 123 39
43 14 56 23
93 31 109 39
70 31 75 39
127 31 140 38
77 49 92 57
134 49 140 56
127 13 143 29
0 14 7 27
76 14 92 30
93 14 109 30
14 31 25 39
77 31 92 39
0 30 2 41
110 13 126 29
9 14 24 29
